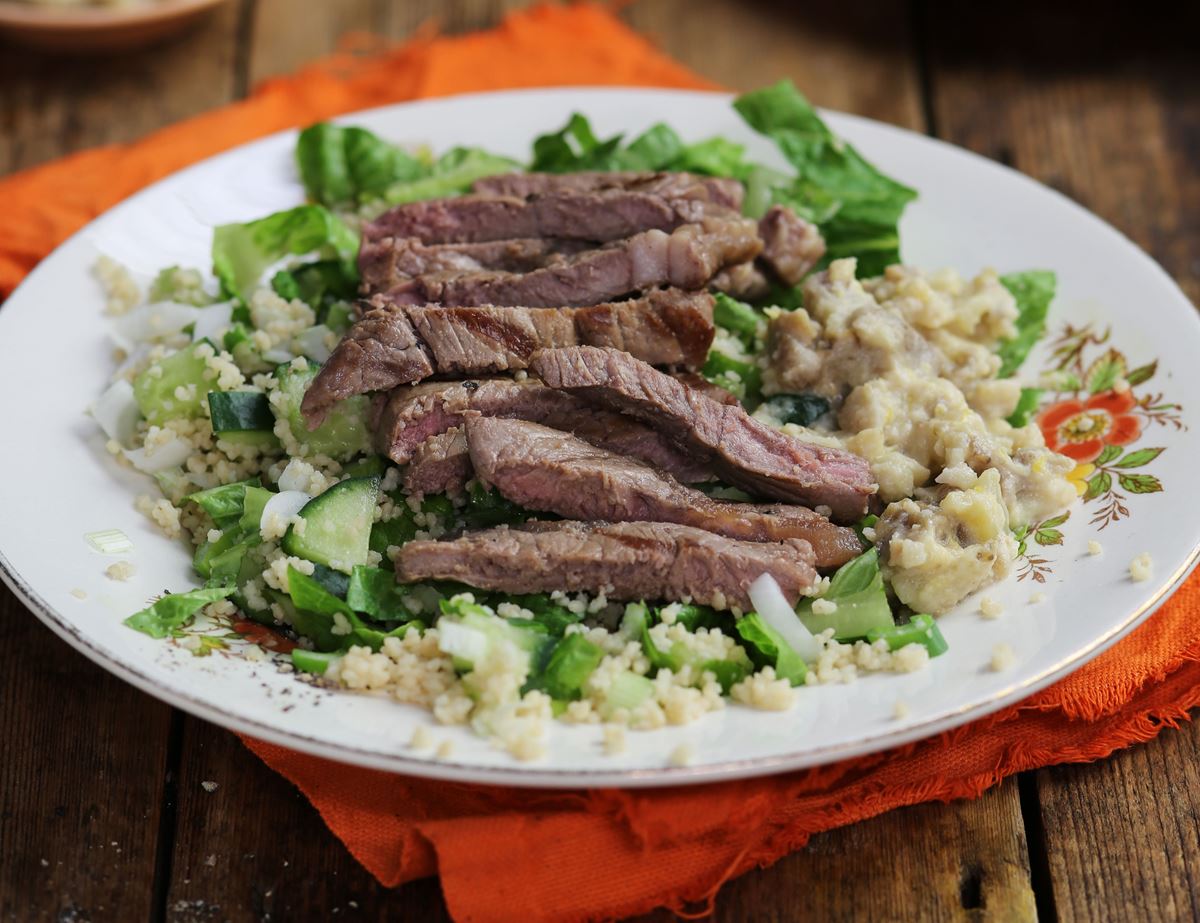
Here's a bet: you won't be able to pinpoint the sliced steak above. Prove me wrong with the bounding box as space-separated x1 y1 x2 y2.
529 346 876 521
297 308 433 426
465 417 862 568
376 378 713 483
300 289 715 426
757 205 826 286
359 236 590 291
403 428 472 496
363 189 731 245
472 171 744 211
395 520 817 609
382 217 762 308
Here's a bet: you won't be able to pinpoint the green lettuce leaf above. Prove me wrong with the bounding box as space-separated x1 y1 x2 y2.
997 270 1057 377
185 479 260 529
212 205 358 303
525 634 605 701
796 548 895 640
124 587 237 639
1007 386 1044 428
734 80 917 276
347 565 416 622
735 613 808 685
383 147 520 204
296 123 425 207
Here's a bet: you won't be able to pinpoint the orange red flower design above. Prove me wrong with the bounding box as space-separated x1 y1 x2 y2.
1038 390 1142 463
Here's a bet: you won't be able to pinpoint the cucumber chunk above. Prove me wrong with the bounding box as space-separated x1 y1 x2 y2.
208 390 281 448
282 477 379 573
132 341 212 424
272 361 371 461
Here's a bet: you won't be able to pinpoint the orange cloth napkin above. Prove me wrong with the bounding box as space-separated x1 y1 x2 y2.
3 6 1198 921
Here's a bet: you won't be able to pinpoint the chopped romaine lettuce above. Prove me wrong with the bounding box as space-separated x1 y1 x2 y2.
735 613 808 686
124 587 237 639
997 270 1057 377
212 205 358 303
296 123 425 207
347 565 416 622
1007 386 1044 428
712 293 763 344
797 548 895 639
734 80 917 276
525 634 605 701
185 478 260 529
383 147 520 205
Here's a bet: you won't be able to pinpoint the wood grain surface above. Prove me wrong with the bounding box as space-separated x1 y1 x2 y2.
0 1 1196 920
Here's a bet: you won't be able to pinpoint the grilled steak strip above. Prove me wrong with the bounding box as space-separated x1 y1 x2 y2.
403 428 473 497
529 346 876 522
381 217 762 308
471 171 745 211
359 236 591 292
712 261 771 301
396 520 817 610
377 378 714 483
757 205 826 286
300 290 715 426
465 417 862 568
363 190 732 246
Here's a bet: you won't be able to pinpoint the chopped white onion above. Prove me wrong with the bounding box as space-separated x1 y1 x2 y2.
191 301 234 343
110 301 203 350
262 347 295 364
259 490 310 531
90 378 141 448
436 621 490 665
748 572 821 662
123 436 193 473
277 458 315 494
296 324 334 363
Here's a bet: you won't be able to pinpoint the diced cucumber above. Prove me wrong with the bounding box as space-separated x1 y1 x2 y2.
208 390 281 449
282 477 379 573
273 361 371 461
799 597 895 640
867 614 949 657
344 455 387 479
292 649 338 675
601 671 654 715
133 341 212 424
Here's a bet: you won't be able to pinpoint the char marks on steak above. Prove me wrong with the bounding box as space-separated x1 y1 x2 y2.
471 171 745 211
395 519 816 610
363 189 732 246
529 345 876 521
465 417 862 568
359 236 591 292
381 217 761 308
300 289 714 426
376 378 713 483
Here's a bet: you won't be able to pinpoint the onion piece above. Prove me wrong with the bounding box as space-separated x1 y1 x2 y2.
436 621 491 665
295 324 334 363
110 301 203 350
90 379 141 448
191 301 234 343
124 436 193 473
748 572 821 662
262 347 295 364
259 490 310 532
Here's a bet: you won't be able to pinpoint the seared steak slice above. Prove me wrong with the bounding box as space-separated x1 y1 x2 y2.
465 417 861 568
472 171 744 211
359 236 590 291
298 308 434 426
529 346 876 521
409 289 714 371
382 218 762 308
757 205 826 286
376 378 713 483
396 520 817 609
300 290 715 426
403 428 472 496
363 190 730 245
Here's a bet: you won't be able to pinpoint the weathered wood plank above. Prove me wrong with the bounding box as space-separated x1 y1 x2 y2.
0 585 173 922
161 719 452 923
621 0 925 128
1032 723 1200 923
0 1 244 175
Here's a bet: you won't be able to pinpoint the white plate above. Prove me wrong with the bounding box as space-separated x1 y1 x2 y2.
2 88 1197 788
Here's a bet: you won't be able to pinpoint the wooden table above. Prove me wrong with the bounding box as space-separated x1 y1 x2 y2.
2 2 1198 919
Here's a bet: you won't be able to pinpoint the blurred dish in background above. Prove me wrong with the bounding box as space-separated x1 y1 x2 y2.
0 0 229 52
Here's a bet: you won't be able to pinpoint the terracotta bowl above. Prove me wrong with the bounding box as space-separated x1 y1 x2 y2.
0 0 230 52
